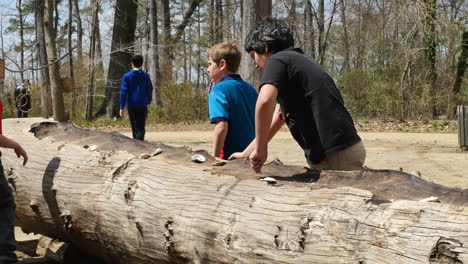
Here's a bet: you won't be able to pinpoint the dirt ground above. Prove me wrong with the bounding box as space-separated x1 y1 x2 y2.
15 123 468 261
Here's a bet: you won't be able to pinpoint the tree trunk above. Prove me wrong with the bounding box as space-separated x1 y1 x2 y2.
85 0 98 121
94 0 138 119
215 0 223 43
317 0 325 64
240 0 272 87
34 0 53 118
450 30 467 117
159 0 203 91
149 0 162 106
67 0 74 79
44 0 66 122
3 118 468 264
340 0 350 72
73 0 83 60
287 0 297 40
94 0 105 75
160 0 173 91
355 0 365 69
425 0 438 118
18 0 25 81
319 0 337 67
305 0 315 58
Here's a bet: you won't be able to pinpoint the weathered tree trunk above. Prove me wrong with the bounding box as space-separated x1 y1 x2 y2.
160 0 172 90
44 0 66 122
425 0 438 118
34 0 53 118
317 0 325 64
17 0 25 81
92 0 138 119
94 0 105 75
149 0 162 106
2 118 468 264
340 0 350 72
67 0 74 80
73 0 83 60
215 0 223 43
240 0 272 87
305 0 315 59
159 0 202 92
450 30 467 117
85 0 99 121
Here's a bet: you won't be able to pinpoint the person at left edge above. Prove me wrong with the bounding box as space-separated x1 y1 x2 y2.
0 98 29 264
119 55 153 141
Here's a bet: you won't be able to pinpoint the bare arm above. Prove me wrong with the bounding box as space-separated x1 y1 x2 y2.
212 121 228 158
0 134 28 165
249 84 278 173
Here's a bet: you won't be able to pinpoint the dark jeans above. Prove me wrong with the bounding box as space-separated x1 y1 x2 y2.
16 111 28 118
0 161 16 253
128 108 148 141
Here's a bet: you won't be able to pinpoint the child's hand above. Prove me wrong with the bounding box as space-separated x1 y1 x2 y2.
14 144 28 166
228 152 247 160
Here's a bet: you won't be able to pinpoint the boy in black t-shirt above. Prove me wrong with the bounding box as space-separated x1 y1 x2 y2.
230 18 365 173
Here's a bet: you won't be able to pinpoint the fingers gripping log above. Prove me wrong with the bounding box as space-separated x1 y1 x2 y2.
2 118 468 264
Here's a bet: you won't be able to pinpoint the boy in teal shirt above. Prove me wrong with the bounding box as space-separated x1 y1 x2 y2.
207 41 258 159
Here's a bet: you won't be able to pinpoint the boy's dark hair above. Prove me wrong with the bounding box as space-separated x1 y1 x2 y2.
131 55 144 68
208 41 241 73
22 79 30 84
244 17 294 54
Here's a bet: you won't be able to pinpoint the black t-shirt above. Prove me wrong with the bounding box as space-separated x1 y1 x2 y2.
260 48 361 164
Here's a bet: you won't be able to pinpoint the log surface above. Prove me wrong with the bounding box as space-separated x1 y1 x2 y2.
2 118 468 264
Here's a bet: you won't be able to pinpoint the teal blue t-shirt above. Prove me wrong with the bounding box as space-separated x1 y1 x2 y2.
208 74 258 159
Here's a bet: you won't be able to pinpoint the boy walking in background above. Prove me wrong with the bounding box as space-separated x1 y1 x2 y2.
207 41 258 159
119 55 153 141
236 18 365 172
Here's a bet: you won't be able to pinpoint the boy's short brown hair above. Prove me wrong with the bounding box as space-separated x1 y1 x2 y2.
208 41 241 73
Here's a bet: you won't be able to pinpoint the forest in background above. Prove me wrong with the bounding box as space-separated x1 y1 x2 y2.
0 0 466 125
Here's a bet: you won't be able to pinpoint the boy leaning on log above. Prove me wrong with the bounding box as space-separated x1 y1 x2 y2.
229 18 366 173
0 100 28 264
207 41 258 160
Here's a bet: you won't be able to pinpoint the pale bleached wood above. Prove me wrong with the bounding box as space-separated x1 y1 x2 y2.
2 118 467 264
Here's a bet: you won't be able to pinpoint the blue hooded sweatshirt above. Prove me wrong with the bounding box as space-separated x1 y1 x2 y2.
120 69 153 109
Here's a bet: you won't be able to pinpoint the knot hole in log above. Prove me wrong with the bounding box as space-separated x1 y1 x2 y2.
164 217 175 253
274 215 314 252
162 216 191 263
112 160 130 181
429 237 463 263
124 180 138 204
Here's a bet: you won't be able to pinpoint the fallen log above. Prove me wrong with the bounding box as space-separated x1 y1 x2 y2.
2 118 468 264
